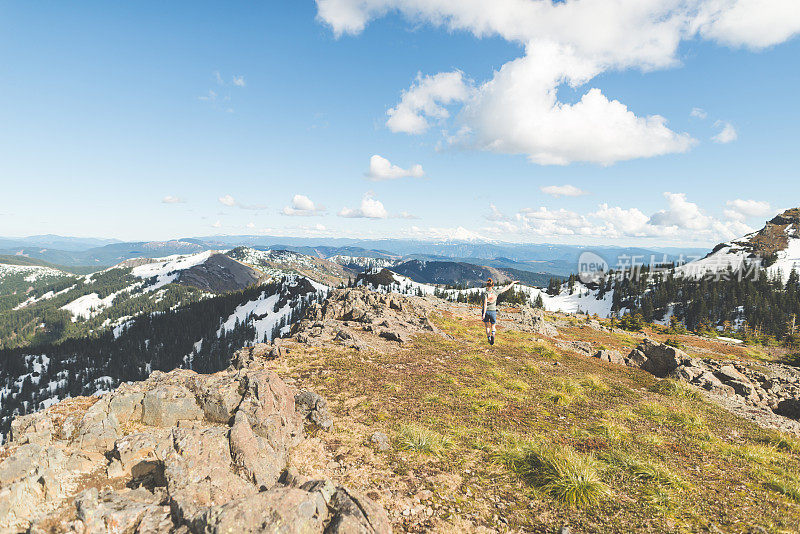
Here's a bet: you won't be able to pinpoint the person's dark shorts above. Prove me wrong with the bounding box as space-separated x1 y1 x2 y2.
483 310 497 324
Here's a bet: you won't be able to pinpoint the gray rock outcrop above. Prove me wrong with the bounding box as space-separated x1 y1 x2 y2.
0 362 389 533
591 338 800 434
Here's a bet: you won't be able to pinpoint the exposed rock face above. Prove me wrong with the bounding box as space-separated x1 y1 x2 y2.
517 307 559 337
0 361 389 533
291 287 441 351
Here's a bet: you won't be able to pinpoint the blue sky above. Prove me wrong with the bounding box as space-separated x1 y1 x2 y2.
0 1 798 246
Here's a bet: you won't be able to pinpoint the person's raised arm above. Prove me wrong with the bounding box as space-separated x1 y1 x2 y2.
499 280 519 294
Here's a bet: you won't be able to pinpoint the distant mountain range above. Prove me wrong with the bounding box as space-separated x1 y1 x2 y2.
0 234 708 278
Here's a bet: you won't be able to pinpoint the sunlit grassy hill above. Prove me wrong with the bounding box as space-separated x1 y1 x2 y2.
270 306 800 533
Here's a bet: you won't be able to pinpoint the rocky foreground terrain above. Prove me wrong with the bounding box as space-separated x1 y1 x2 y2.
0 342 390 533
3 288 800 533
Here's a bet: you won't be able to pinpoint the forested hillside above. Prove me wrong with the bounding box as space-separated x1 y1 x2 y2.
0 277 324 438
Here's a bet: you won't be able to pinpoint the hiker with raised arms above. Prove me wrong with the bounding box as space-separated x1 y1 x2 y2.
482 278 518 345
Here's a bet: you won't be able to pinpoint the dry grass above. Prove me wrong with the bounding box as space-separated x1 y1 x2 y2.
268 304 800 533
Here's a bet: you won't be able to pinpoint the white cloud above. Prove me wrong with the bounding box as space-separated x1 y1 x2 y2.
282 194 326 216
540 184 588 198
386 71 471 134
406 225 486 242
212 220 222 228
690 107 708 119
649 192 714 230
246 222 256 229
485 204 508 222
515 206 596 236
213 71 224 85
162 195 185 204
712 121 738 143
232 75 246 87
479 192 752 242
218 194 237 207
198 90 217 102
366 154 425 181
317 0 800 165
218 194 267 210
724 199 772 221
338 192 389 219
694 0 800 50
592 204 671 238
395 211 420 220
459 42 695 165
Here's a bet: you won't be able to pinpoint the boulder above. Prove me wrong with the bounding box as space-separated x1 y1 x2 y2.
142 385 204 427
295 390 333 431
595 349 624 365
715 365 749 384
625 349 648 368
327 486 392 534
635 339 689 377
775 399 800 420
670 364 704 382
379 329 409 343
75 487 166 533
194 485 329 534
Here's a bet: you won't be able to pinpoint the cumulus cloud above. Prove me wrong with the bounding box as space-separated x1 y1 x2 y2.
693 0 800 50
338 192 389 219
386 71 471 134
232 75 246 87
690 107 708 119
540 184 588 198
485 204 508 222
712 121 738 143
649 192 714 230
282 194 326 216
218 194 237 207
366 155 425 181
162 195 185 204
218 194 268 210
724 199 772 221
317 0 800 165
476 192 755 243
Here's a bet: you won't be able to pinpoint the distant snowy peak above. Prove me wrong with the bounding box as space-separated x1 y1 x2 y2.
678 208 800 281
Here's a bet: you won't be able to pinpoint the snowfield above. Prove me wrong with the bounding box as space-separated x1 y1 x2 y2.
0 263 68 282
131 250 219 291
677 225 800 282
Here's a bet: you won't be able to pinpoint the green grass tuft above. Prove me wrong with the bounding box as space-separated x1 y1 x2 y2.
602 450 686 490
396 424 452 456
500 440 609 508
649 379 700 399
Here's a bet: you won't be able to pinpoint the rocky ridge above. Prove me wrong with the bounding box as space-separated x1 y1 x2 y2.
0 346 389 533
291 287 443 350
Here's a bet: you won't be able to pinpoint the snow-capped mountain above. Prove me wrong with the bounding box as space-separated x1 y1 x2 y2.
227 246 353 286
677 208 800 282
